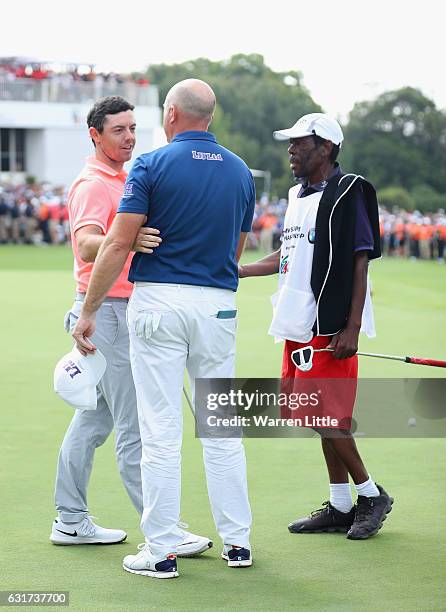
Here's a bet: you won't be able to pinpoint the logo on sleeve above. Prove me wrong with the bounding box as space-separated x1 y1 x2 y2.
123 183 133 197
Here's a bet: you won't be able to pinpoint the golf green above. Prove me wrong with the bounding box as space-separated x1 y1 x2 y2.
1 246 445 611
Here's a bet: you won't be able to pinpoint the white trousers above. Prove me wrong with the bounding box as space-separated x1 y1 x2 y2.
127 283 252 556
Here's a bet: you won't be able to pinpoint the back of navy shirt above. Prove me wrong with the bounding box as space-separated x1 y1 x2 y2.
118 131 255 291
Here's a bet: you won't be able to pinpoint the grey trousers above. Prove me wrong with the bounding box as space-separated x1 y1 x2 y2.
54 298 143 523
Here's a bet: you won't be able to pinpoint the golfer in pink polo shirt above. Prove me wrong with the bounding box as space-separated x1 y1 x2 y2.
69 155 135 298
51 96 212 556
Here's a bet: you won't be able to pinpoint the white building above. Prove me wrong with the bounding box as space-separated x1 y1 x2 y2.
0 78 164 186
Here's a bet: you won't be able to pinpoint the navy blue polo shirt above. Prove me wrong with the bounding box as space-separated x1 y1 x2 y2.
298 163 374 252
118 131 255 291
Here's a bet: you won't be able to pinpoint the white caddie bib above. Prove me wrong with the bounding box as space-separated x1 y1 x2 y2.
268 185 376 343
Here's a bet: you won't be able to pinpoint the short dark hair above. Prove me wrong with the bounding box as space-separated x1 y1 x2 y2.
312 134 340 163
87 96 134 134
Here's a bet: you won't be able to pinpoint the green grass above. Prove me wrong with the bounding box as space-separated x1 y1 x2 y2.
1 245 445 611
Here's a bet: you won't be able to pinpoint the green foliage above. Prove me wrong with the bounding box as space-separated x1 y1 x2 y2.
375 181 446 215
345 87 446 195
377 186 415 210
411 184 446 213
145 54 321 197
1 250 446 611
145 58 446 207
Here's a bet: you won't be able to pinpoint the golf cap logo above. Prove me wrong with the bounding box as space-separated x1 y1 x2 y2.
54 347 107 411
63 359 82 379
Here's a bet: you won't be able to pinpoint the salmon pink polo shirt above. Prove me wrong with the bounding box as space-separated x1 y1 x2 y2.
67 156 133 298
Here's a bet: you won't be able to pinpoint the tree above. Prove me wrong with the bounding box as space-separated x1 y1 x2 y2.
411 184 446 213
145 54 321 197
377 186 415 211
344 87 446 194
144 62 446 208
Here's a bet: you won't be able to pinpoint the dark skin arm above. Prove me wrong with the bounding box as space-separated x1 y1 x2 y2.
238 248 281 278
328 250 369 359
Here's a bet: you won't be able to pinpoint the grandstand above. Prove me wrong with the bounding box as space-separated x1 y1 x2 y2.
0 57 163 185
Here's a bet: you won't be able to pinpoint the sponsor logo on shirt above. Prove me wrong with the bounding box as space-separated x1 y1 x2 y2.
308 228 316 243
123 183 133 197
280 255 289 275
282 225 304 241
192 150 223 161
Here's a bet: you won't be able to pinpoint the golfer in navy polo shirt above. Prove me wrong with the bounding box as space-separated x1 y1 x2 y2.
72 79 255 579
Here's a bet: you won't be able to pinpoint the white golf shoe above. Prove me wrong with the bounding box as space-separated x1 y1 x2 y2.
123 544 179 579
50 516 127 545
176 522 213 557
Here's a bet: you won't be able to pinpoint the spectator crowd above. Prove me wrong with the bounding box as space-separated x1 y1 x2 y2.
0 182 69 245
0 57 150 87
378 207 446 261
1 181 445 262
249 196 446 262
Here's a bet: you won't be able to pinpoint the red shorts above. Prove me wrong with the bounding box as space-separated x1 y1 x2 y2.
281 336 358 430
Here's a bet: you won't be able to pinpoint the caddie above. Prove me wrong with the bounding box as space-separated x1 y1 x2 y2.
239 113 394 540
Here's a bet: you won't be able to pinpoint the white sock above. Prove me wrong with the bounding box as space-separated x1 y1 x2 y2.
329 483 354 513
355 475 380 498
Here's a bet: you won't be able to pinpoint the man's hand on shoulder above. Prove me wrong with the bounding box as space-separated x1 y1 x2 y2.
327 324 360 359
132 226 162 254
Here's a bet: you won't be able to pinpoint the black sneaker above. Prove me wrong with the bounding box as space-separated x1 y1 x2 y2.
288 501 355 534
347 484 394 540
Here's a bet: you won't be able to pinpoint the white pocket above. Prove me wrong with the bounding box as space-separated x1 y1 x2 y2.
269 285 316 342
270 291 280 308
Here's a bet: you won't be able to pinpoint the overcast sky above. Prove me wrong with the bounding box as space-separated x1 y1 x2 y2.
2 0 444 119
